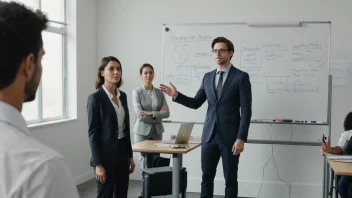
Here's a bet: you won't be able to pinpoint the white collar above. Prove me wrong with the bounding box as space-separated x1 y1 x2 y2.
102 85 120 100
141 84 154 91
0 101 31 136
216 63 232 74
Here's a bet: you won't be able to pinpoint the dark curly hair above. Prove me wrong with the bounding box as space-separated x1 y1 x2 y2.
95 56 123 89
0 2 48 90
211 37 235 60
344 112 352 131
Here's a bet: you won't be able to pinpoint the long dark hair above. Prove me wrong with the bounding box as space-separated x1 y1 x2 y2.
95 56 123 89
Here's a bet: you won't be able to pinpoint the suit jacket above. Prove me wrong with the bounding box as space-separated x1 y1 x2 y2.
174 65 252 146
87 87 133 167
132 85 170 136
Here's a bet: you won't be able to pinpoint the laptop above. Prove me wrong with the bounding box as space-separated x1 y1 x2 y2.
162 122 195 144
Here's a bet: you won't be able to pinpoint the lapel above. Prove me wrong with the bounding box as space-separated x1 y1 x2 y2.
154 88 162 110
98 87 117 119
218 65 236 102
119 91 128 116
210 69 217 101
141 85 153 111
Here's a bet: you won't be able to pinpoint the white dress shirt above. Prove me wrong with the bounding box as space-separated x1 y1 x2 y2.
102 85 126 139
173 63 232 99
337 130 352 153
142 85 159 117
0 101 79 198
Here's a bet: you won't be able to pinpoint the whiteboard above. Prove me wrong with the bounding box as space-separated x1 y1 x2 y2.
162 22 330 123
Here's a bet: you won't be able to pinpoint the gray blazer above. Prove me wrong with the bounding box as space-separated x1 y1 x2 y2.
132 85 170 136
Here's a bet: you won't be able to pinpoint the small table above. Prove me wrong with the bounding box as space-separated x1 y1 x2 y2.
132 140 201 198
327 159 352 198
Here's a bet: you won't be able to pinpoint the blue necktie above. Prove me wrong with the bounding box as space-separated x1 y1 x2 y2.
216 71 224 99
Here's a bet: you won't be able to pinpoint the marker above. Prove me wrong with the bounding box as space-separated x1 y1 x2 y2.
282 119 292 122
163 120 172 123
311 121 323 124
322 134 326 143
294 121 304 123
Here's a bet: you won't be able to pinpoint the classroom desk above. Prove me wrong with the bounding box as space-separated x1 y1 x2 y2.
327 159 352 198
132 140 201 198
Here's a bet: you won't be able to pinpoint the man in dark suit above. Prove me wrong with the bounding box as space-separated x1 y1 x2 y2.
160 37 252 198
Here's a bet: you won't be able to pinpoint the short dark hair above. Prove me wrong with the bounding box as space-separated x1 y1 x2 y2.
0 2 48 90
211 37 235 59
140 63 154 75
343 112 352 131
95 56 123 89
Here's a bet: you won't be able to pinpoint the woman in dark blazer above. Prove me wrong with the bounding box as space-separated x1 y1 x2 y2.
87 56 135 198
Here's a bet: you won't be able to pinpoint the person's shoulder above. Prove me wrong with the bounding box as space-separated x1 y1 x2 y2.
204 69 217 77
88 89 104 103
89 88 101 97
0 135 67 176
133 86 143 93
154 86 163 93
119 89 128 98
343 130 352 137
0 137 78 198
30 139 66 162
232 66 246 75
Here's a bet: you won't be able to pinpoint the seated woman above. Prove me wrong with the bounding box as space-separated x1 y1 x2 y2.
322 112 352 198
132 63 170 169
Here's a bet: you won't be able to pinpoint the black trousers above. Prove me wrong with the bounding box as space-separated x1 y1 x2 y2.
200 128 240 198
96 137 130 198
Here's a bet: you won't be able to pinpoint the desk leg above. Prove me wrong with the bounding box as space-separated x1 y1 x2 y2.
323 157 330 198
329 169 334 198
334 173 338 198
173 154 182 198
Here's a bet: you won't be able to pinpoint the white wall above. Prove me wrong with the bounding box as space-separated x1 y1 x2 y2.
95 0 352 198
29 0 97 185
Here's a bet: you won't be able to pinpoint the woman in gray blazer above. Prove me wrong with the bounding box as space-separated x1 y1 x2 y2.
132 63 170 169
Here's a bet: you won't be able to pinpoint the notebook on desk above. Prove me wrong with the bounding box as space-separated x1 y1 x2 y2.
162 122 195 144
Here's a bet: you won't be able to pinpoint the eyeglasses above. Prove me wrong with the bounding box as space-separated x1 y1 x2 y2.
212 49 229 54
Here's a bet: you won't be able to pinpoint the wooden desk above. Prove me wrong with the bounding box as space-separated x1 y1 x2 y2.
328 160 352 176
132 140 200 154
132 140 201 198
327 159 352 198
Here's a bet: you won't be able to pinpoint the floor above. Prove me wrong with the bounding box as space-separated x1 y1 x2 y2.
77 179 250 198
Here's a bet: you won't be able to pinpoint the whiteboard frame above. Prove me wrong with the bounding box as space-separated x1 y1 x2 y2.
162 21 332 123
161 21 332 198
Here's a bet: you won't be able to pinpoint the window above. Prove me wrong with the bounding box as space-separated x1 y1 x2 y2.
4 0 67 123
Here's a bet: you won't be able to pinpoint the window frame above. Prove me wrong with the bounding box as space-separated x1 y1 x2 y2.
25 0 68 124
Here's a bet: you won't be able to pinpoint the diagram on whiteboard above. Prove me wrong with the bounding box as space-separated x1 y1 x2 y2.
172 46 188 64
162 23 330 122
266 76 289 91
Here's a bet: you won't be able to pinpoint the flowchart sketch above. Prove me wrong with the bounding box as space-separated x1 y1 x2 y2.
266 76 289 91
